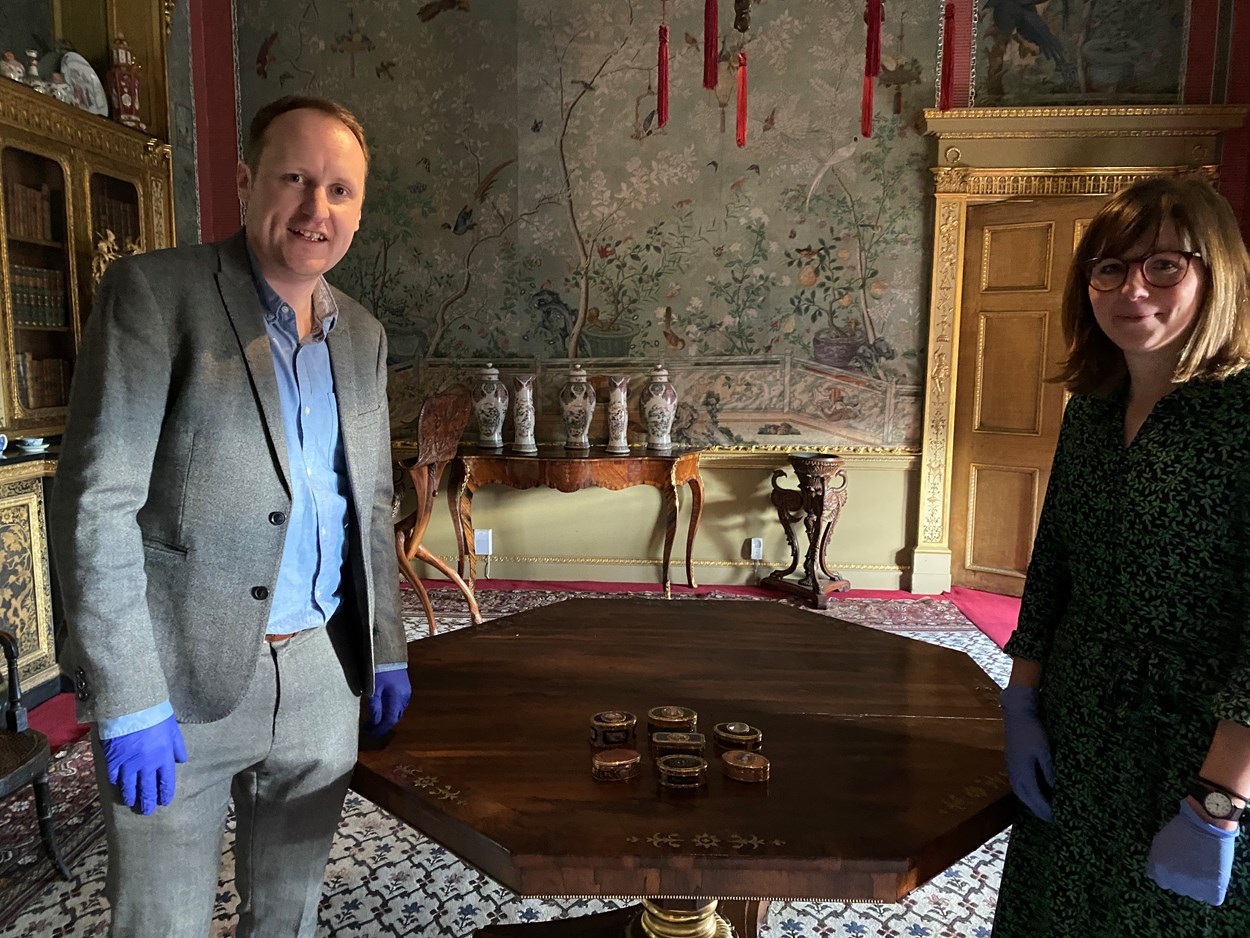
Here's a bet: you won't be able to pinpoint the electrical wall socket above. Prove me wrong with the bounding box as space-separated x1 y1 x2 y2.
748 537 764 561
474 529 494 555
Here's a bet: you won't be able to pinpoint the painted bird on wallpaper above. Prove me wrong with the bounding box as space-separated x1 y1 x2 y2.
441 159 515 235
804 139 858 210
442 205 476 235
418 0 470 22
256 31 278 78
661 306 686 351
983 0 1077 88
474 159 515 204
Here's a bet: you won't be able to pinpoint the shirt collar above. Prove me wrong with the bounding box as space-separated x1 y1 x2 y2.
244 239 339 341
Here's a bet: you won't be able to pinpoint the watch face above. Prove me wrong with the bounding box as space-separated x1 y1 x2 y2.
1204 791 1235 818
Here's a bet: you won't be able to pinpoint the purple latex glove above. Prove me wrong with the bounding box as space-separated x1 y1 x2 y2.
364 668 412 737
1147 799 1239 906
1000 684 1054 822
100 715 188 815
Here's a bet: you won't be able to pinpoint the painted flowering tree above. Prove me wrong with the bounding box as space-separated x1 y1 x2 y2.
781 119 924 381
522 0 700 358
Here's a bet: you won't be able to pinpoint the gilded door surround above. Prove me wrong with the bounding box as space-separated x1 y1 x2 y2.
911 105 1246 594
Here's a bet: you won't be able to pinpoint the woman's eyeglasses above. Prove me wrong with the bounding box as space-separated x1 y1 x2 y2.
1083 250 1202 292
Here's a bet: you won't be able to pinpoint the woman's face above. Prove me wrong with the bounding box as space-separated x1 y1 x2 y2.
1087 221 1206 370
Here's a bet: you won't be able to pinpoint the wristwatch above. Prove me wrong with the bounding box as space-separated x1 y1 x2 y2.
1188 777 1247 823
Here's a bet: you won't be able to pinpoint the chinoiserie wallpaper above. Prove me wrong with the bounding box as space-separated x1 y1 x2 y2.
232 0 1185 452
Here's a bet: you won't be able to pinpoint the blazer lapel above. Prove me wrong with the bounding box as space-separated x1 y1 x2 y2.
216 232 292 496
326 315 363 471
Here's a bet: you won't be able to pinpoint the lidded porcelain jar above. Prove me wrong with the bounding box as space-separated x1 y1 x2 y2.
511 374 538 454
472 363 508 449
640 363 678 452
605 375 630 455
559 363 596 450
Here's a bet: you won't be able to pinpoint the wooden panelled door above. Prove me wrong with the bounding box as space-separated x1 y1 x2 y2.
949 197 1103 596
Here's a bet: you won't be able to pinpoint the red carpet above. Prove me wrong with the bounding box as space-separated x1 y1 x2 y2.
948 587 1020 649
29 691 90 753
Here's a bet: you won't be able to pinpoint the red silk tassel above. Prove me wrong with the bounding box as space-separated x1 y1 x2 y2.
736 51 748 147
658 24 670 127
704 0 718 89
861 0 883 138
939 3 955 111
861 75 874 138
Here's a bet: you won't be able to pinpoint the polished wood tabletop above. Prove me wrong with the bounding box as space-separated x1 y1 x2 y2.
352 599 1014 933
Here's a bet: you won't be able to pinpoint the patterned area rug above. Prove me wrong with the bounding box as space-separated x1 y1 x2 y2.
0 737 103 932
0 587 1011 937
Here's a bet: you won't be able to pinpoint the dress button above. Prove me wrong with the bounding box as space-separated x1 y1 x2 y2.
268 511 286 526
251 586 270 601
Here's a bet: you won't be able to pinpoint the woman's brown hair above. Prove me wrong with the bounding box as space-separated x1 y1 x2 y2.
1057 175 1250 395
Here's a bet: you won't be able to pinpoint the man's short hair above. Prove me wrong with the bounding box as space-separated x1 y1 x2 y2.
244 96 369 172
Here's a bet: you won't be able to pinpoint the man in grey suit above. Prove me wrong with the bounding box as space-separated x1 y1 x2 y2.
50 96 411 937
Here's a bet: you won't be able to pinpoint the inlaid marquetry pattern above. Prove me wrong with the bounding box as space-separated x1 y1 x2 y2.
625 833 786 851
939 770 1010 817
388 764 467 806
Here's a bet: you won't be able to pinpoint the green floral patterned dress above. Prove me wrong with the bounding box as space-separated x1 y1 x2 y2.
994 369 1250 937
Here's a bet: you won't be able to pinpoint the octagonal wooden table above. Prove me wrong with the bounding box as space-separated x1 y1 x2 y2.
352 599 1015 937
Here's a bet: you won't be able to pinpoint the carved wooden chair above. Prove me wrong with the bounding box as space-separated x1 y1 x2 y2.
0 630 70 881
394 389 483 635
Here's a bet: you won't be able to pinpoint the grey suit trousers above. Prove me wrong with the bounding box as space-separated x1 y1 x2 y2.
92 622 360 938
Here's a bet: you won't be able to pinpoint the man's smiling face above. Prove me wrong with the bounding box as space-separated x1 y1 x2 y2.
236 107 366 299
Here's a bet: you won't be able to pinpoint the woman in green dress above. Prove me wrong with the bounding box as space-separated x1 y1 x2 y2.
993 176 1250 936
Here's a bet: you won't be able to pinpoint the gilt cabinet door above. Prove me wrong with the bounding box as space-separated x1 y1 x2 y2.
0 459 59 700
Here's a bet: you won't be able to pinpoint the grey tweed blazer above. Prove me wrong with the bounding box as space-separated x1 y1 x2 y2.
50 230 405 724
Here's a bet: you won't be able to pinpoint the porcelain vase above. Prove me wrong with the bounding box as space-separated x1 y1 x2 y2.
640 364 678 452
559 363 596 450
511 374 538 454
605 375 630 455
472 363 508 449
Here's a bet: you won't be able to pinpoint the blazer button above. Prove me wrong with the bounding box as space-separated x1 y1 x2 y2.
268 511 286 526
251 586 270 601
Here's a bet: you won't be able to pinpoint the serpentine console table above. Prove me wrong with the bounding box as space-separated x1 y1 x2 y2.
447 446 704 597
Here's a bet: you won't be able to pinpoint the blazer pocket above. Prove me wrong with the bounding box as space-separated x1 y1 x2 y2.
142 537 189 558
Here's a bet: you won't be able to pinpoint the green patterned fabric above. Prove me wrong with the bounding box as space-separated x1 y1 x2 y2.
995 369 1250 936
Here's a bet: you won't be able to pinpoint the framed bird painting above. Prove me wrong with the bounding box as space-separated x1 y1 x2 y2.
968 0 1189 106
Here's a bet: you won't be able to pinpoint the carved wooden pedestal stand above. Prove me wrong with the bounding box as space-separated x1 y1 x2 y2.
759 453 849 608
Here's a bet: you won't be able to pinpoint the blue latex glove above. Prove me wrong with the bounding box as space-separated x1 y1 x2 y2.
1147 798 1239 906
100 715 188 815
1000 684 1054 822
364 668 412 737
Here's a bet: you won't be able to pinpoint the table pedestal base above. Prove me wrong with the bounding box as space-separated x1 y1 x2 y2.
759 453 849 609
474 899 763 938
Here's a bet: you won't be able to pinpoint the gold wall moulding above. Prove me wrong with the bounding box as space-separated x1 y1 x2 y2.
701 450 919 471
918 199 962 547
436 552 908 573
933 165 1218 196
922 105 1248 136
